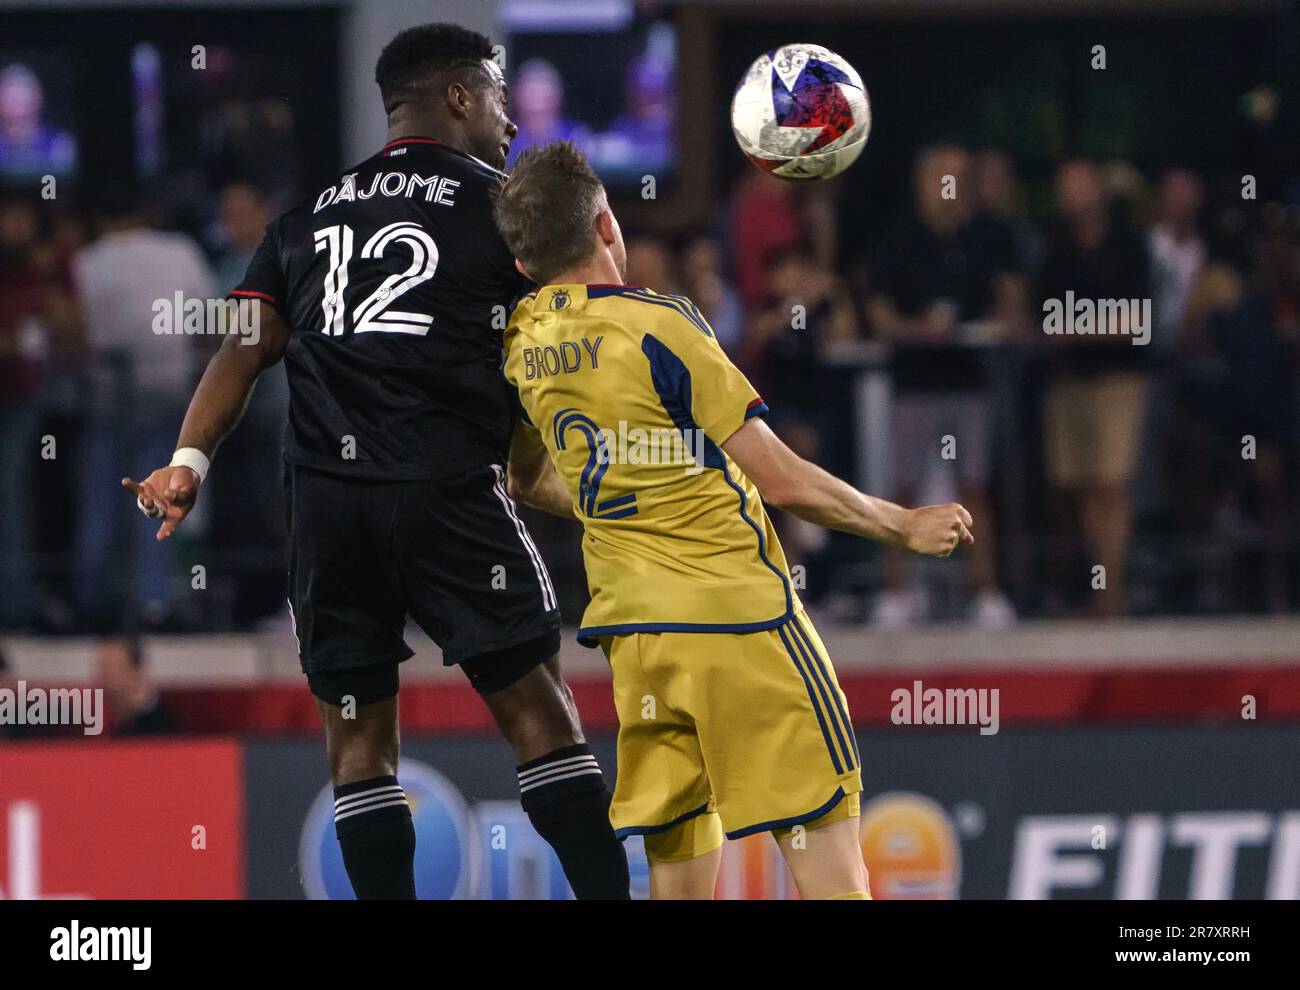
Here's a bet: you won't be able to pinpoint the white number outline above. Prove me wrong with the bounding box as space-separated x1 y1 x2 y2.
313 221 439 336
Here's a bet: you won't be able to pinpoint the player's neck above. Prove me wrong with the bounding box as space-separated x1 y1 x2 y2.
545 257 623 288
540 262 616 285
385 110 470 157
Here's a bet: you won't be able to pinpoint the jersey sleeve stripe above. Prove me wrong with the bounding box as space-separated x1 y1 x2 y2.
230 289 276 304
587 285 715 338
633 289 714 337
641 333 794 613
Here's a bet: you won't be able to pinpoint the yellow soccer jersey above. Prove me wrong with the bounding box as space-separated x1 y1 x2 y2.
503 283 801 644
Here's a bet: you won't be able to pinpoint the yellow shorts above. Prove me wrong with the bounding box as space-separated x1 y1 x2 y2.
600 609 862 859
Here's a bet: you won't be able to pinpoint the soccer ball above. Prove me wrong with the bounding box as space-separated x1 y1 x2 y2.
730 43 870 181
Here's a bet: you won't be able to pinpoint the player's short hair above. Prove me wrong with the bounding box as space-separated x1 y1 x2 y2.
493 140 606 285
375 23 494 114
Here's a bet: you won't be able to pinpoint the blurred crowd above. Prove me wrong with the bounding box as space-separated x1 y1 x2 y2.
626 147 1300 626
1 144 1298 634
0 181 287 634
0 640 177 739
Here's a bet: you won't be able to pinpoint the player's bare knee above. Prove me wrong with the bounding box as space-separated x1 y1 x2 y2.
327 731 398 785
317 700 399 784
490 688 582 759
483 655 582 751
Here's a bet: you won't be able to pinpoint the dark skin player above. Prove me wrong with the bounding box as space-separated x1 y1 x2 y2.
123 55 583 795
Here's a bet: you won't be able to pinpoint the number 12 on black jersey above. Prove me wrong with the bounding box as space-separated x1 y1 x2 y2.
313 220 441 336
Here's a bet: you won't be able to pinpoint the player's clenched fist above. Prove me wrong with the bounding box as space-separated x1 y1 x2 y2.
903 503 974 557
121 465 201 541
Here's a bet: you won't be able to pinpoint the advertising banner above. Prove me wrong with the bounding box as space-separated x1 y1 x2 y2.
4 726 1295 899
0 740 244 899
245 725 1300 900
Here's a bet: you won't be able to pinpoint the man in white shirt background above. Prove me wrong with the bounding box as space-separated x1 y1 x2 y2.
72 185 214 628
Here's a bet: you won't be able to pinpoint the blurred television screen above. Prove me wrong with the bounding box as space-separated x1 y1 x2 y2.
130 41 308 218
0 50 78 187
503 0 677 193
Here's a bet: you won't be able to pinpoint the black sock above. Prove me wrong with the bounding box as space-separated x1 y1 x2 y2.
518 744 630 900
333 774 417 900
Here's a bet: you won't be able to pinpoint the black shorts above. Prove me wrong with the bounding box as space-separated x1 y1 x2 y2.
285 462 561 701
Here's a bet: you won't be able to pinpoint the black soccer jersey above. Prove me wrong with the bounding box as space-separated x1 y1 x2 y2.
232 137 531 481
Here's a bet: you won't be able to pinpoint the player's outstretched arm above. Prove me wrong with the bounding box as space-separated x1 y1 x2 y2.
721 418 974 557
122 300 290 541
506 419 575 519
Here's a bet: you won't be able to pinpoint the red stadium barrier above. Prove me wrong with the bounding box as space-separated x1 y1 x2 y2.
0 740 244 899
157 665 1300 734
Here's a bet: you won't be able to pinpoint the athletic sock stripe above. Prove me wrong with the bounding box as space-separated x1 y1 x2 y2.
777 622 843 775
791 615 859 768
335 791 409 817
490 465 557 611
334 783 404 803
517 754 599 783
518 760 601 790
786 619 855 773
334 784 405 810
518 766 606 793
333 797 411 823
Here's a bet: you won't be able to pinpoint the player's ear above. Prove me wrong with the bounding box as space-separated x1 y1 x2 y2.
446 80 472 119
596 209 617 247
514 258 533 281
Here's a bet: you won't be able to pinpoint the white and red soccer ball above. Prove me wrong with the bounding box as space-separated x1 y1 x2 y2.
731 43 871 181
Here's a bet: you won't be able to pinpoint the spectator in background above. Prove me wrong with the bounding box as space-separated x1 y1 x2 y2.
0 198 52 628
209 182 289 625
213 182 269 292
677 230 743 352
867 143 1022 628
1136 168 1207 534
729 168 805 314
0 63 77 181
0 644 76 739
748 244 862 574
623 232 680 294
1148 168 1207 347
751 243 861 399
30 208 86 631
595 52 674 176
71 186 215 629
96 635 178 736
1177 208 1298 611
972 147 1044 281
507 59 591 164
1038 160 1152 617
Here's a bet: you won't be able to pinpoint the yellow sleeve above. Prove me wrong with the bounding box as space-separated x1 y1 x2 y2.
641 310 768 446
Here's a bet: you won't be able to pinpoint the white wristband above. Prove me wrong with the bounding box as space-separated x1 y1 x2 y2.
170 447 210 484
